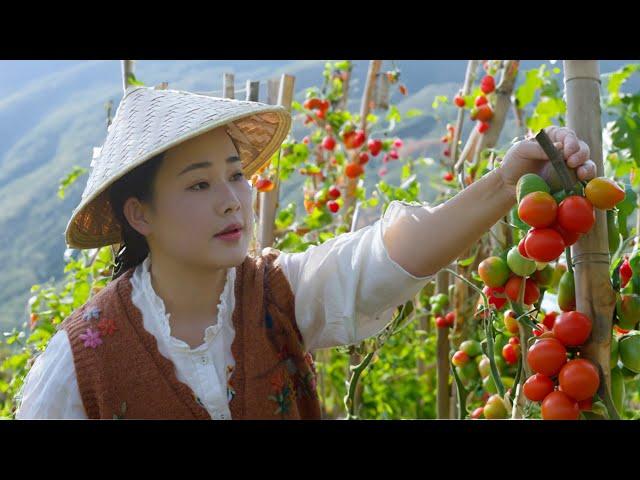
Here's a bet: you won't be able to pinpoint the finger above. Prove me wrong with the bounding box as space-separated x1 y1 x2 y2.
563 133 581 159
576 160 596 181
544 125 571 143
567 141 591 168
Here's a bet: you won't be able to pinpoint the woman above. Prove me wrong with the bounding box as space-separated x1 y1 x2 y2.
15 85 595 419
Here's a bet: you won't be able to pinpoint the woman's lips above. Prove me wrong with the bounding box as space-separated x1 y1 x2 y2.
214 228 242 241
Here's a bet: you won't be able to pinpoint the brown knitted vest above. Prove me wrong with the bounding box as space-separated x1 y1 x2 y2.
60 249 321 419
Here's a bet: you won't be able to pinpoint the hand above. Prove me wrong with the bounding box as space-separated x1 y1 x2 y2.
498 126 597 193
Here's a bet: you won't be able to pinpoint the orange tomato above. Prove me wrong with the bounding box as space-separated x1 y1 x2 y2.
585 177 625 210
518 191 558 228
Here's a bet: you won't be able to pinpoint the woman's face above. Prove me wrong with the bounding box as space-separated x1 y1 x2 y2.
133 127 254 270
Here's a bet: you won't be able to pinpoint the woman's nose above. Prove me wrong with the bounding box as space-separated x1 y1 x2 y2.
215 183 241 216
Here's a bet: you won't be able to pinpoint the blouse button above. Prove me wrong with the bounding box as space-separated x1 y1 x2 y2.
200 356 208 365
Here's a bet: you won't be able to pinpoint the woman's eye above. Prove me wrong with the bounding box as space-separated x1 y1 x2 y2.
231 172 245 181
189 182 209 191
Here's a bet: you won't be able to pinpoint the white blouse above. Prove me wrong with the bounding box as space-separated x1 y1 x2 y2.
15 201 433 419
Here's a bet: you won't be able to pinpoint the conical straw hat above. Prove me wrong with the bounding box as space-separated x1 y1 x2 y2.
65 85 291 249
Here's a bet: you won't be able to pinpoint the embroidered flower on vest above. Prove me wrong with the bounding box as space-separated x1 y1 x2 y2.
79 327 103 349
268 370 293 416
82 306 101 322
97 318 118 336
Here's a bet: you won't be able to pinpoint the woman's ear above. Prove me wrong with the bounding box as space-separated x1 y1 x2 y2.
123 197 152 237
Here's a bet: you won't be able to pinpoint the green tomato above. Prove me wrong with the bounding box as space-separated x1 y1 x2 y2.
616 294 640 330
611 335 619 369
619 332 640 373
482 375 497 394
484 395 509 419
558 270 576 312
533 264 554 287
457 361 480 384
507 246 537 277
517 173 550 204
493 334 507 356
460 340 482 358
611 366 626 415
478 356 491 378
607 210 621 255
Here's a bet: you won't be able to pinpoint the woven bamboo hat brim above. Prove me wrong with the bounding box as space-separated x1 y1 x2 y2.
65 85 291 250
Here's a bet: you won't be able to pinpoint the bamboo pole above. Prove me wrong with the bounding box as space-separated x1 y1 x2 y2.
245 80 260 102
451 60 480 167
343 60 382 224
257 74 295 250
563 61 617 403
435 269 451 419
223 73 235 99
121 60 135 93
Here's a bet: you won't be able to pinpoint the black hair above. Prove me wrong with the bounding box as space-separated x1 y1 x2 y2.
109 153 165 280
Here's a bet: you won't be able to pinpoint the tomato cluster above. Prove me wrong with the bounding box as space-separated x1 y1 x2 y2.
523 311 599 420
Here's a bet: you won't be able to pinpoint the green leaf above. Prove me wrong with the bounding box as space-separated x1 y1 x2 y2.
57 166 88 199
126 73 145 87
275 202 296 230
432 95 448 109
405 109 423 119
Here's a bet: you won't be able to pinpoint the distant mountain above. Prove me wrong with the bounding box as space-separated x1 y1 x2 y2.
0 59 636 329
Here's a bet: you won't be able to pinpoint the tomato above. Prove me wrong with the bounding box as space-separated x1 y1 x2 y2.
475 104 494 122
523 228 565 263
507 247 537 277
303 97 324 110
503 310 520 335
470 407 484 419
616 294 640 330
552 311 592 347
480 75 496 95
558 359 600 401
611 335 619 368
483 394 508 419
523 373 555 402
517 173 550 204
367 139 383 156
452 350 470 367
345 163 364 179
322 136 336 151
505 276 540 305
541 391 580 420
327 201 339 213
542 311 558 329
454 94 466 108
255 177 274 193
478 356 491 378
445 311 456 326
610 366 626 414
477 121 490 134
518 237 531 259
619 333 640 373
483 286 507 310
532 264 554 287
460 340 482 358
532 323 549 337
435 316 448 328
478 256 510 287
557 196 596 234
328 186 341 199
585 177 625 210
502 343 519 365
343 129 366 149
509 336 520 346
620 258 632 288
475 95 488 107
527 338 567 377
518 191 558 228
358 152 370 165
577 397 593 411
557 271 576 312
552 222 581 247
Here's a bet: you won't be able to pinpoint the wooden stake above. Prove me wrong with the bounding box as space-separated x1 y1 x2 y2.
121 60 135 93
563 60 617 410
245 80 260 102
223 73 235 99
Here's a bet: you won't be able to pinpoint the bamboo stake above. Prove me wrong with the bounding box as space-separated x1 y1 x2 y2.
343 60 382 224
223 73 235 99
451 60 480 167
436 269 451 419
257 74 295 250
563 61 617 411
121 60 135 93
245 80 260 102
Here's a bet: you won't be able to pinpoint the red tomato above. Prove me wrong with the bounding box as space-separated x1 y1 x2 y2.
527 338 567 376
327 200 339 213
368 139 383 156
358 152 370 165
518 237 531 259
452 351 469 367
435 316 449 328
328 186 341 199
502 343 519 365
557 196 595 234
620 258 632 288
541 391 580 420
445 311 456 326
518 192 558 228
483 286 507 310
558 359 600 401
504 276 540 305
542 311 558 330
523 373 555 402
454 94 466 108
524 228 565 262
552 222 581 247
470 407 484 419
552 311 592 347
578 397 593 411
345 163 364 179
532 323 549 337
509 336 520 346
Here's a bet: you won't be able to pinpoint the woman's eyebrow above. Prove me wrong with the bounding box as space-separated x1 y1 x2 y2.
177 156 240 176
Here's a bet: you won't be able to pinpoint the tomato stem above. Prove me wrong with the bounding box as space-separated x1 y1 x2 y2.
565 247 574 275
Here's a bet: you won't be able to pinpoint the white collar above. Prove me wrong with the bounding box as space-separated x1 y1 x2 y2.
131 253 236 348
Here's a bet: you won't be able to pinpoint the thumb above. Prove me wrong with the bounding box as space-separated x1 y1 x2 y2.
513 138 564 163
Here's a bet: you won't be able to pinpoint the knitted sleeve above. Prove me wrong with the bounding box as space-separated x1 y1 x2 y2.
14 330 88 419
